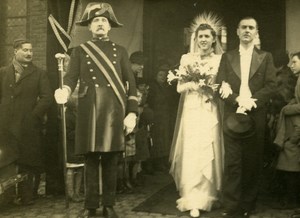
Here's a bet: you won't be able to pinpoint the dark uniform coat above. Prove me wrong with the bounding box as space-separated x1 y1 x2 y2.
64 40 138 154
0 63 53 168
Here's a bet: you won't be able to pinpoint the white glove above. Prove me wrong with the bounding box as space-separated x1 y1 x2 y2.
236 96 257 111
124 112 137 135
236 106 247 114
54 87 70 104
219 81 233 99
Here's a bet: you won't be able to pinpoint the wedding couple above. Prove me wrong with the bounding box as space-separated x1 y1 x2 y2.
169 14 277 218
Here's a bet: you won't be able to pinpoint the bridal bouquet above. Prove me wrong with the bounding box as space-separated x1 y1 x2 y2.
167 53 220 100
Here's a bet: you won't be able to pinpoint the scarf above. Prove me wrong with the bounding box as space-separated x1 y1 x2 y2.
12 57 25 82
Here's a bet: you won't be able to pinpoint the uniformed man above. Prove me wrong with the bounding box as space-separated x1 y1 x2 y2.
54 3 138 218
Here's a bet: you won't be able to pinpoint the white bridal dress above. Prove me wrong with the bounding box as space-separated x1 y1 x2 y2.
169 52 223 212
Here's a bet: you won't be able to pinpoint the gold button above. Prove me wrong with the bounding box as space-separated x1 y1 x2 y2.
113 61 116 64
90 69 94 72
113 54 117 57
87 61 91 64
92 76 96 80
112 43 115 46
113 48 116 51
95 84 99 88
86 55 89 58
107 84 111 87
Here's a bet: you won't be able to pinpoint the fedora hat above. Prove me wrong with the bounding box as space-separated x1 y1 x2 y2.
76 2 123 27
223 113 255 139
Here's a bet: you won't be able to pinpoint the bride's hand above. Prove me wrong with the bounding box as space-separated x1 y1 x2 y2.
177 81 199 93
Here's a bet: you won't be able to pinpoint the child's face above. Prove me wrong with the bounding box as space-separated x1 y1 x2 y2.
137 83 147 92
156 71 167 84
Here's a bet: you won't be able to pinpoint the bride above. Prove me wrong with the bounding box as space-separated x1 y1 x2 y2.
169 13 225 217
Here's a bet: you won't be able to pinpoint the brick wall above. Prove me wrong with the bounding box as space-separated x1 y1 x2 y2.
27 0 48 70
0 0 48 69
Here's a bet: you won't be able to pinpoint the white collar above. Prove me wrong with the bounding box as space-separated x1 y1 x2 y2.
239 44 254 56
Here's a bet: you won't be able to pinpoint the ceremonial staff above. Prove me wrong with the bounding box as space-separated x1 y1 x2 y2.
55 53 69 208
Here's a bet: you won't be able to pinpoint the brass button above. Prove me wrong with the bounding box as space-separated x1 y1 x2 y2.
95 84 99 88
92 76 96 80
86 55 89 58
112 43 115 46
89 69 94 72
113 54 117 57
113 61 116 64
107 84 111 87
87 61 91 64
113 48 116 51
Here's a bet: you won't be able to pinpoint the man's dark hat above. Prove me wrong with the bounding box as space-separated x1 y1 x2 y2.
76 2 123 27
158 64 170 72
13 38 30 49
130 51 144 65
223 113 256 139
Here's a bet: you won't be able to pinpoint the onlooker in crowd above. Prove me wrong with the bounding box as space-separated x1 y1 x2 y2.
147 64 172 173
129 78 153 186
0 39 53 205
54 2 138 218
217 16 276 217
130 51 144 79
274 51 300 209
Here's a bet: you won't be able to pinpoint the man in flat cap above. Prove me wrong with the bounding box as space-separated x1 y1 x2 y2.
0 39 53 205
55 2 138 218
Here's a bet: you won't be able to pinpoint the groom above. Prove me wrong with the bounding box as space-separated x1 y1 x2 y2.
217 17 276 217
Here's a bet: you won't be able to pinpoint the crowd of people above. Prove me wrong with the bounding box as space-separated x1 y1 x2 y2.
1 2 300 218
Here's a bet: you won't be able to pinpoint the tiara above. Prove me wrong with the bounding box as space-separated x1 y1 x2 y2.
190 12 223 35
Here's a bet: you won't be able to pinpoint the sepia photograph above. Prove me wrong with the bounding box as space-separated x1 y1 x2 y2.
0 0 300 217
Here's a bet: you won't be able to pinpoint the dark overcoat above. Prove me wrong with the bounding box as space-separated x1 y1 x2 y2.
276 98 300 172
0 63 53 168
147 80 172 158
64 40 138 154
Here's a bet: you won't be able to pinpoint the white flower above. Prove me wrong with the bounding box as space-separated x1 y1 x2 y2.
167 70 179 84
199 79 206 87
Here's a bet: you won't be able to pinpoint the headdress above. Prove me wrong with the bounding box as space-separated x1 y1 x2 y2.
76 2 123 27
189 12 224 54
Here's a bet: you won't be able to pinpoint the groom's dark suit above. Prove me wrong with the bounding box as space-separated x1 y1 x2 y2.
217 46 276 212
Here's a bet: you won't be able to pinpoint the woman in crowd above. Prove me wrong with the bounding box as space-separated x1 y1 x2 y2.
169 13 225 217
147 65 173 172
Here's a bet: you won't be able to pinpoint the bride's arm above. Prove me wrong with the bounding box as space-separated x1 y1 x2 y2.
177 80 199 93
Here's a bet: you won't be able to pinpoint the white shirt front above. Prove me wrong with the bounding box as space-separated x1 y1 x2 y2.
239 44 254 99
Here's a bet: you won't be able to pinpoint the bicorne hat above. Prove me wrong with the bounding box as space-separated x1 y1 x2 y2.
76 2 123 27
223 113 256 139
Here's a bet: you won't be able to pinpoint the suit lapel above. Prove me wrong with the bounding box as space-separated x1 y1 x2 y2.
249 47 266 79
228 49 241 79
